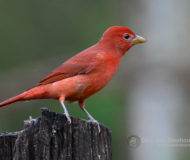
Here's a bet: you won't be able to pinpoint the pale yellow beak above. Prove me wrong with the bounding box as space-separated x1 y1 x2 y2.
133 35 147 45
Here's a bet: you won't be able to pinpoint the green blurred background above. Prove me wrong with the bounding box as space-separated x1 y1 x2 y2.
1 0 190 160
0 1 126 159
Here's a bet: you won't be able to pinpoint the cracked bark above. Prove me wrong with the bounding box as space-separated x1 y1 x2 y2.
0 108 112 160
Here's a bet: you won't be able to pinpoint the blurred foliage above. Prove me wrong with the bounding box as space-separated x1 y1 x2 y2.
0 0 127 160
0 0 119 73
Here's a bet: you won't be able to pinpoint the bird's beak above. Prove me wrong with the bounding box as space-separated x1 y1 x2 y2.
133 35 147 45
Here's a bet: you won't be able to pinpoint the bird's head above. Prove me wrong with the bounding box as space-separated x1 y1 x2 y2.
100 26 147 55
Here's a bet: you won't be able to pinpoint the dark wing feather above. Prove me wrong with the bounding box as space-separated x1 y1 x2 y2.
38 52 103 85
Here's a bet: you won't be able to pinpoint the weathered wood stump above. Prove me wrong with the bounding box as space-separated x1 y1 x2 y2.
0 108 112 160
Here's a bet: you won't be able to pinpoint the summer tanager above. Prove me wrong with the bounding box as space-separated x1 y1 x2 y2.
0 26 146 130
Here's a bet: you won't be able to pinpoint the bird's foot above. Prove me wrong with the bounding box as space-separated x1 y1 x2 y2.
64 113 71 124
88 119 101 132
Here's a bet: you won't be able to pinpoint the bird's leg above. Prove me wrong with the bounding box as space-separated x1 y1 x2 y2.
79 101 100 132
59 97 71 123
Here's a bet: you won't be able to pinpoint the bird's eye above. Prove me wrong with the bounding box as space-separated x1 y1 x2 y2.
124 34 130 39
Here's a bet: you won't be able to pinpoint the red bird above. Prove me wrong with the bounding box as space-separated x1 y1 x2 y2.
0 26 146 130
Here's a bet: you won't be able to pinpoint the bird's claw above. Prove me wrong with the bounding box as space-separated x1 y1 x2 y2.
64 113 71 124
88 119 101 133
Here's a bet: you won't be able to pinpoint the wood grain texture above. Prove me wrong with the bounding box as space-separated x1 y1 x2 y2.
0 108 112 160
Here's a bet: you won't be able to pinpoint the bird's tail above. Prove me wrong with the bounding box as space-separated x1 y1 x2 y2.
0 86 48 108
0 93 24 108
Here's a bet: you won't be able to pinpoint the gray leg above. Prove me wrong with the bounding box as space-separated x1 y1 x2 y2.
81 107 101 132
60 101 71 123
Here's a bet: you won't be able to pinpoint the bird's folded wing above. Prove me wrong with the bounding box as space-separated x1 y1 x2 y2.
38 52 104 85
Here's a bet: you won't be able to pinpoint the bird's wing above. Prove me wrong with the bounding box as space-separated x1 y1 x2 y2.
38 52 104 85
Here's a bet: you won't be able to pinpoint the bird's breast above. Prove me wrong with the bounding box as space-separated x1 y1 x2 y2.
73 55 121 100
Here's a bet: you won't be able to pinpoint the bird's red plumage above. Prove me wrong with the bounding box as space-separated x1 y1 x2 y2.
0 26 146 109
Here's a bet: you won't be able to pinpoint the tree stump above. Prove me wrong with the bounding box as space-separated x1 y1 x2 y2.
0 108 112 160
